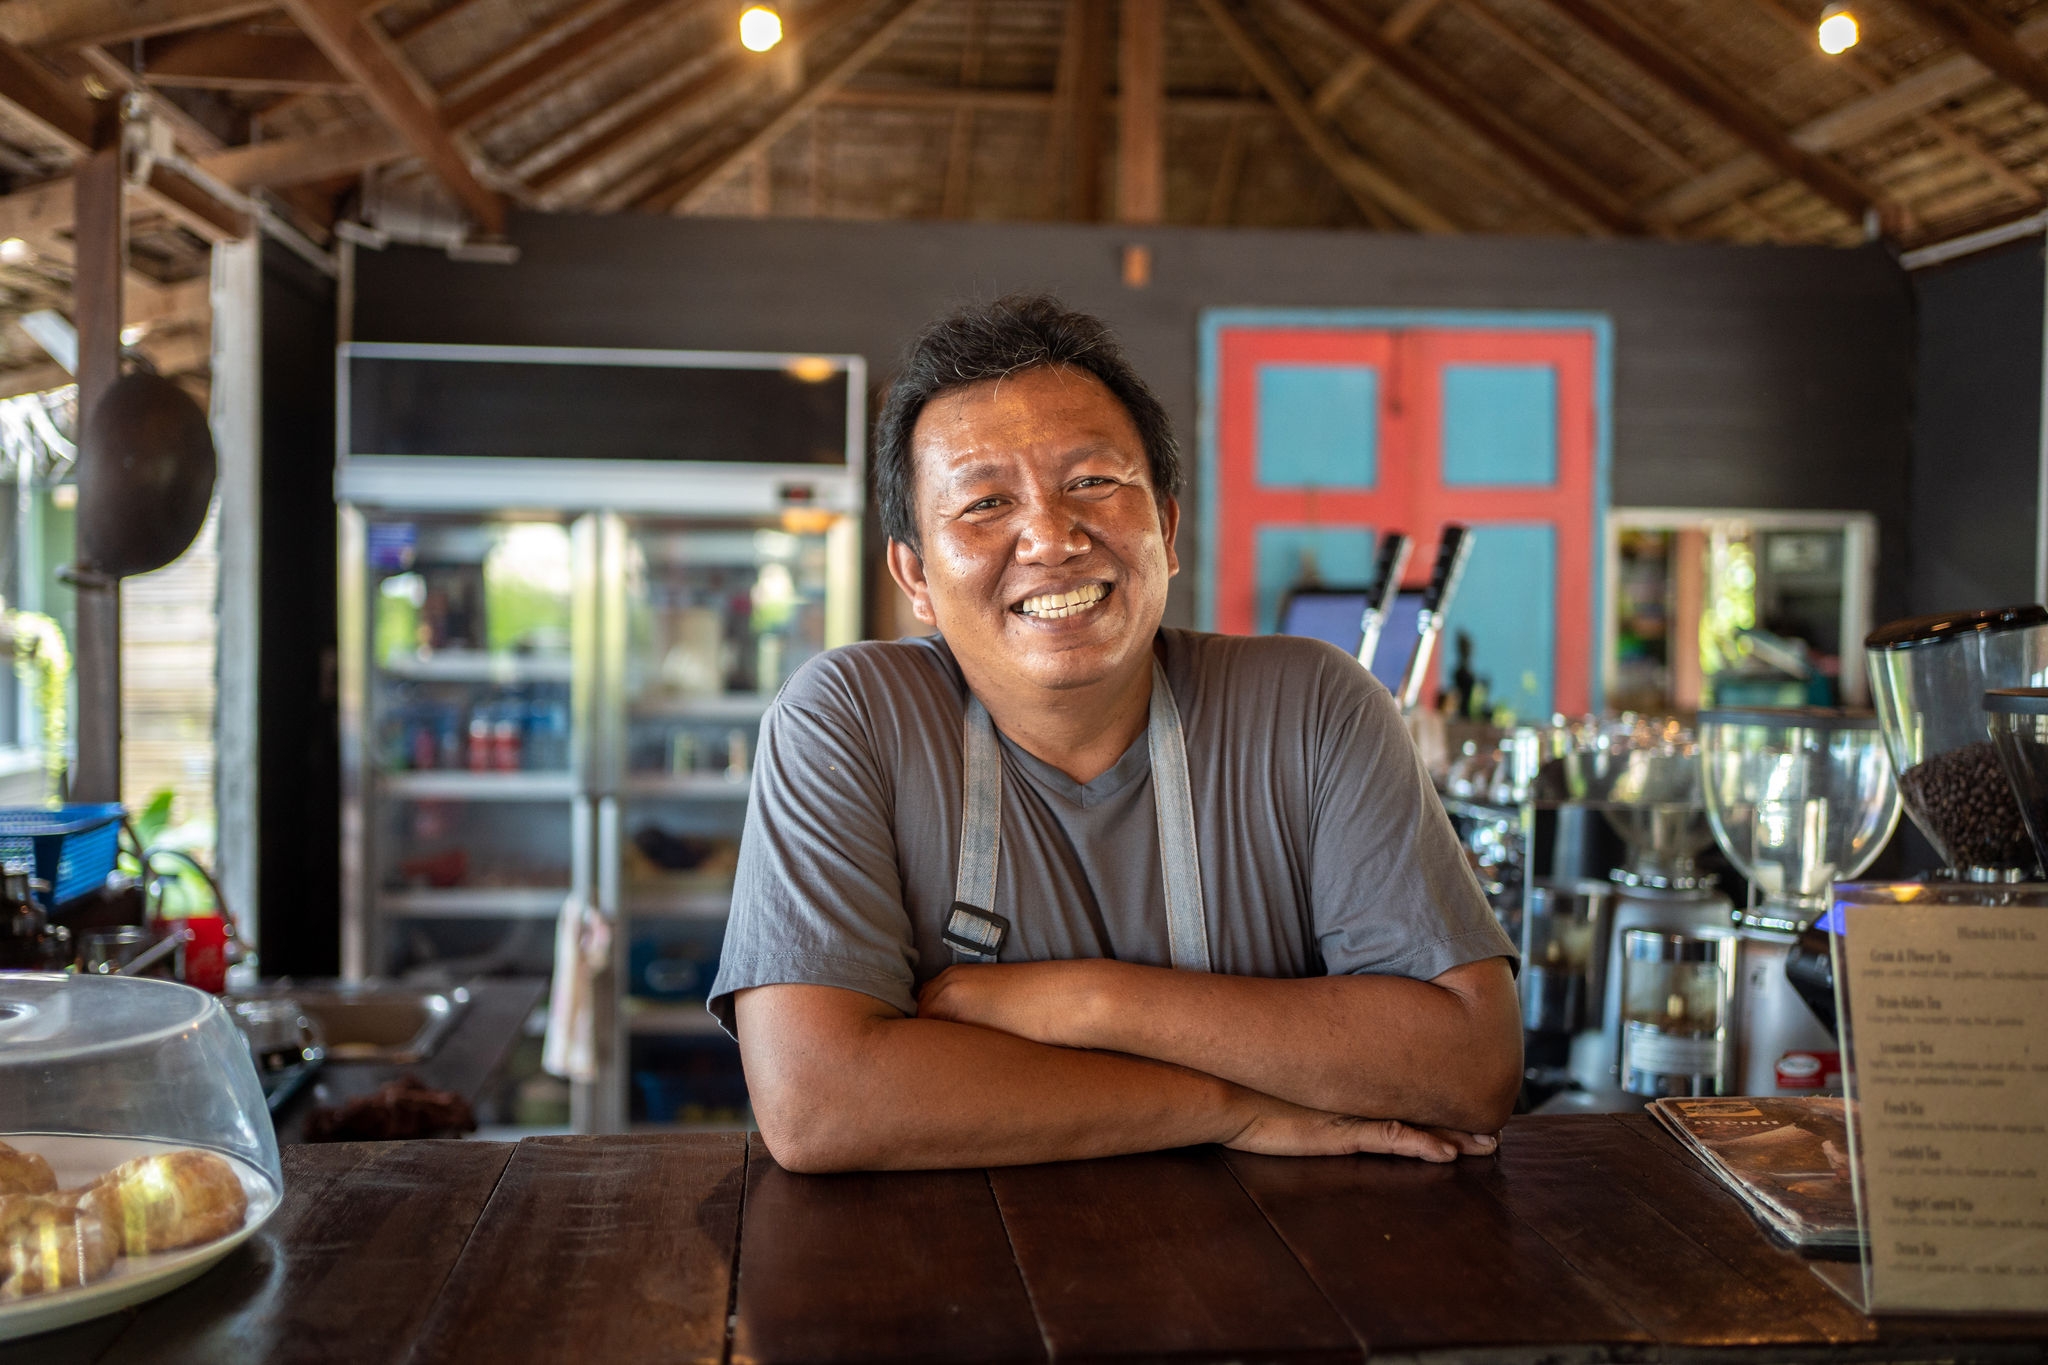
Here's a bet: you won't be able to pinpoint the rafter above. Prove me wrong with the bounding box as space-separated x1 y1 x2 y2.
1284 0 1639 233
1119 0 1165 223
1196 0 1439 231
832 86 1272 116
0 36 105 151
385 0 495 46
1895 0 2048 116
1526 0 1897 231
199 123 404 187
1744 0 2039 215
439 0 667 130
1066 0 1112 222
1642 9 2048 227
0 0 271 51
1308 0 1442 117
635 0 944 216
143 25 352 93
281 0 505 235
521 45 761 201
1207 69 1256 225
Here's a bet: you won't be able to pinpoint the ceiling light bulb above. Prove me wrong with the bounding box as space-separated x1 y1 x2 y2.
739 6 782 52
0 237 31 265
1818 4 1858 55
120 325 145 346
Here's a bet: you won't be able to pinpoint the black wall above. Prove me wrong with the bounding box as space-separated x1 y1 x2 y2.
258 237 341 977
1907 238 2042 616
353 212 1917 627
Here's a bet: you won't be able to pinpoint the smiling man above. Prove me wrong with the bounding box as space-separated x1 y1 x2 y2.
708 295 1521 1172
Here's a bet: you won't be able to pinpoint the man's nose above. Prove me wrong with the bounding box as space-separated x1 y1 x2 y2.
1015 499 1089 564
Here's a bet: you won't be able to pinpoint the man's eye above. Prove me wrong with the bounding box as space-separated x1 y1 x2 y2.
964 497 1004 513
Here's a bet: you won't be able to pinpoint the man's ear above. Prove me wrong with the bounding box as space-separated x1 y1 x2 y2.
886 538 939 626
1159 496 1181 579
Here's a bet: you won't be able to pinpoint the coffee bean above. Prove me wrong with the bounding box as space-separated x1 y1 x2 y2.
1899 741 2036 871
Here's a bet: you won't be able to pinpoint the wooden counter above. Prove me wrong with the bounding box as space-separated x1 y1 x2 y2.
15 1115 2046 1364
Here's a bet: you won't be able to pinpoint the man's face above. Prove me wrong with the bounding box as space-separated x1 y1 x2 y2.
888 365 1179 695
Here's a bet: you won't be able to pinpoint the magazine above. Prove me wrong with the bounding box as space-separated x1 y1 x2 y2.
1648 1096 1864 1254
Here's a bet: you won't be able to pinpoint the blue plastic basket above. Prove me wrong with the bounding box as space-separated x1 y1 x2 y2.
0 803 124 907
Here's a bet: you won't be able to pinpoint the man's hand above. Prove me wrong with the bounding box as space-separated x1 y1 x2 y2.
1223 1091 1500 1162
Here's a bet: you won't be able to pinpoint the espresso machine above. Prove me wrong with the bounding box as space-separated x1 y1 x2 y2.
1696 708 1900 1094
1565 718 1734 1093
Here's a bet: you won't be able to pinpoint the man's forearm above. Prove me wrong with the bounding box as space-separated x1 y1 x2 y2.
736 983 1244 1171
732 983 1478 1172
920 957 1522 1132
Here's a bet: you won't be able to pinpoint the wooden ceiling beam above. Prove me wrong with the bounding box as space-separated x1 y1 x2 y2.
0 0 272 51
385 0 496 46
0 36 106 151
1309 0 1441 117
832 85 1272 116
1745 0 2039 216
198 123 404 187
1066 0 1112 222
438 0 651 128
1118 0 1164 223
141 25 353 93
635 0 944 215
1522 0 1894 230
1894 0 2048 117
281 0 506 234
1196 0 1440 231
1284 0 1638 234
520 44 760 199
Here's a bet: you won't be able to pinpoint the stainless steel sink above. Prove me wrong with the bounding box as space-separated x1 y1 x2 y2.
244 983 471 1064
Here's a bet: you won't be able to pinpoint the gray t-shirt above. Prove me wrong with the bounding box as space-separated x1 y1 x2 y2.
708 628 1515 1034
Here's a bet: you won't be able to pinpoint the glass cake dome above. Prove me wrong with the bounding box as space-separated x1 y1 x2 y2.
0 973 283 1339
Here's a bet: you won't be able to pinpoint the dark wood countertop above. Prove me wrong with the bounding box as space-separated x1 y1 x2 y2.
14 1115 2047 1364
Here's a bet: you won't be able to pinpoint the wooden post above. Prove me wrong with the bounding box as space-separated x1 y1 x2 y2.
1068 0 1110 222
1118 0 1164 223
72 110 124 805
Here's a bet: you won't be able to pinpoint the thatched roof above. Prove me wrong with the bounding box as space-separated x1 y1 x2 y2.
1 0 2047 393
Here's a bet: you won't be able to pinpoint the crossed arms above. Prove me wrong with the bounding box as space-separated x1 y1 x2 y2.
732 953 1522 1174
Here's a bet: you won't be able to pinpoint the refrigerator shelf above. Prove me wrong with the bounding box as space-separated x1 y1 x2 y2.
379 887 568 918
380 770 577 800
622 774 753 800
378 649 574 684
627 693 775 722
623 887 733 919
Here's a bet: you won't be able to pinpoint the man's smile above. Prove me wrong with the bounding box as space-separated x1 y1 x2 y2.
1013 582 1112 619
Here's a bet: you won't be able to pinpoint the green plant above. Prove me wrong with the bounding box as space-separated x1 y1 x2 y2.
8 607 68 806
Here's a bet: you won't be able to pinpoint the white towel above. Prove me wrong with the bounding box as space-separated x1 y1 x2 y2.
541 892 610 1084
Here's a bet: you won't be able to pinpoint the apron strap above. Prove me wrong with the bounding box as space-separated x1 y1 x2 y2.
948 658 1209 972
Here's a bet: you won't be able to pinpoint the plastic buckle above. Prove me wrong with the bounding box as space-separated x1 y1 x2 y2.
942 902 1009 962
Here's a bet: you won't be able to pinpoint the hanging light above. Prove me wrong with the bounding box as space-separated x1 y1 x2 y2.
1818 3 1859 55
0 237 30 265
739 5 783 52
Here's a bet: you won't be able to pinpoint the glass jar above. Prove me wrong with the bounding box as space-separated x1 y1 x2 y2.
1620 928 1735 1097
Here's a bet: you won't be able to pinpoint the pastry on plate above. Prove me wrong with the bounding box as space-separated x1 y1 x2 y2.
88 1149 248 1255
0 1141 55 1197
0 1190 117 1298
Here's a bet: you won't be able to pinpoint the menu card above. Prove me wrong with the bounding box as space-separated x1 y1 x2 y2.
1837 899 2048 1312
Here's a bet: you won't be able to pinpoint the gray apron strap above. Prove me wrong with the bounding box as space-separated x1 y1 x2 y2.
945 659 1209 972
1145 659 1211 973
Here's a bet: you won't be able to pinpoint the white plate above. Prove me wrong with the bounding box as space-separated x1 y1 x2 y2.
0 1133 280 1342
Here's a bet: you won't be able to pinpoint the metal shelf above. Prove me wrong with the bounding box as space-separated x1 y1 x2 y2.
380 770 577 800
378 887 568 918
622 773 752 800
624 1000 726 1037
378 650 573 683
628 693 775 722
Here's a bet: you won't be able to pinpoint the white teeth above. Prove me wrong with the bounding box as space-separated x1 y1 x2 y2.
1017 583 1108 618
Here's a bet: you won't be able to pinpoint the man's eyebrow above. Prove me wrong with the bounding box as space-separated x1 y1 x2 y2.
938 461 1009 491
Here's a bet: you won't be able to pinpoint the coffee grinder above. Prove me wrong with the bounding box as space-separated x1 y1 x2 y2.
1866 606 2048 880
1696 708 1901 1094
1567 718 1734 1093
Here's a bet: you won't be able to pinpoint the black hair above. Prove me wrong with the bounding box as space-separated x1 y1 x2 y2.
872 293 1181 551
